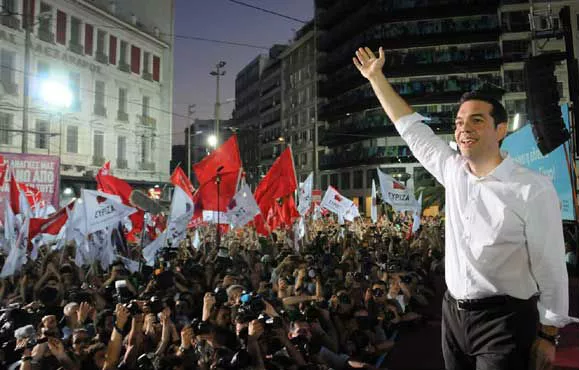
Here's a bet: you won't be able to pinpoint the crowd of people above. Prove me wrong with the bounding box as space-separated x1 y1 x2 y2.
0 212 452 370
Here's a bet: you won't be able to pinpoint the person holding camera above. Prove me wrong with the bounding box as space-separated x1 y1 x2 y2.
354 45 574 370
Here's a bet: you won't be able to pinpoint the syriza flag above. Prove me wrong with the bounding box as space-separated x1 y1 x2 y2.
81 190 137 234
226 182 260 229
320 186 359 221
297 172 313 216
377 169 419 213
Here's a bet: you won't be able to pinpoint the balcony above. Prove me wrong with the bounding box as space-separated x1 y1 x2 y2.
320 145 415 170
117 111 129 122
68 42 83 55
95 52 109 64
138 115 157 128
320 111 455 147
143 71 153 81
319 75 504 121
1 81 18 96
317 0 363 29
38 28 54 43
117 159 128 169
1 15 20 30
92 156 106 166
94 105 107 117
139 162 155 171
118 62 130 73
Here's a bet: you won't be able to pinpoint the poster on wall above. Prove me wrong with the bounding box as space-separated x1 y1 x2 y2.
0 153 60 222
502 104 575 221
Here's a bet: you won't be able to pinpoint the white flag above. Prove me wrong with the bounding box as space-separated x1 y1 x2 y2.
116 255 140 274
192 230 201 250
371 179 378 223
412 192 423 234
377 169 419 213
226 183 260 229
202 210 230 224
0 216 29 278
320 186 358 221
297 172 313 216
81 190 136 234
143 231 167 266
2 199 17 253
165 186 195 247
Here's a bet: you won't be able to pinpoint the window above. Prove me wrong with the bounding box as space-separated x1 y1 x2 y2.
35 120 49 149
70 16 81 46
0 112 13 145
96 29 106 54
2 0 16 14
56 10 66 44
341 172 350 190
93 131 104 159
330 173 339 187
142 96 150 117
153 55 160 81
143 51 150 74
300 152 307 166
353 170 363 188
39 2 52 34
504 69 525 92
131 46 141 74
119 40 128 64
109 35 117 64
69 72 80 111
0 49 15 85
140 135 149 163
66 126 78 153
366 169 379 189
94 80 105 116
84 24 93 55
117 136 126 161
118 88 127 114
321 174 328 190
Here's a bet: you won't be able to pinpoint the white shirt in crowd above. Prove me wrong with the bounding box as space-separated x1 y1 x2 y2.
395 112 577 327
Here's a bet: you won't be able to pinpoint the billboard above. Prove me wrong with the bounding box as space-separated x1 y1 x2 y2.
502 104 575 221
0 153 60 215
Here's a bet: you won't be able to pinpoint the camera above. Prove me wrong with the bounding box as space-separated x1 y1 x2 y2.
124 300 142 316
240 292 265 315
213 287 228 307
115 280 133 305
191 318 213 336
145 296 164 315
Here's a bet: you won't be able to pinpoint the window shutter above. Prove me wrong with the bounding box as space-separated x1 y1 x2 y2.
85 24 94 55
109 35 117 65
152 55 160 82
56 10 66 44
131 46 141 74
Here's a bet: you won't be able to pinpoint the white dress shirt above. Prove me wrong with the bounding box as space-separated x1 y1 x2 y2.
395 112 576 327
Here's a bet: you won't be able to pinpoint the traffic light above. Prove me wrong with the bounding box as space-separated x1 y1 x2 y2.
524 54 570 155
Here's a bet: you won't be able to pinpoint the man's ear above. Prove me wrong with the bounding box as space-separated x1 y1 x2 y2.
497 122 508 141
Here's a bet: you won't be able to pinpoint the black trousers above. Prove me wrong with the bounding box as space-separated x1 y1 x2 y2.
441 291 539 370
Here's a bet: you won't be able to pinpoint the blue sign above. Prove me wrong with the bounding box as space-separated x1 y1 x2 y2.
502 104 575 221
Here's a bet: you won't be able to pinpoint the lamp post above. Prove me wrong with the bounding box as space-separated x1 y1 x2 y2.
210 61 226 147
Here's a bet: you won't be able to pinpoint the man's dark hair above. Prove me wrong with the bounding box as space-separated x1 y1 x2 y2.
459 91 508 128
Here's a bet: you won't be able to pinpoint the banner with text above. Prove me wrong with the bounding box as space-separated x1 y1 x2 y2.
502 104 575 221
0 153 60 223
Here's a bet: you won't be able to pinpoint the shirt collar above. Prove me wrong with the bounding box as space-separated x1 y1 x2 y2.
463 151 516 182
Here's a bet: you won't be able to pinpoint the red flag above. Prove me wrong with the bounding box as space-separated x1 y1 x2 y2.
28 202 74 240
170 166 194 201
0 155 7 187
96 173 144 241
98 161 111 177
253 147 297 235
192 135 241 212
9 171 20 214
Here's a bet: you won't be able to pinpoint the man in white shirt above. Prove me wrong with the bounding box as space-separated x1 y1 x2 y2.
353 46 574 370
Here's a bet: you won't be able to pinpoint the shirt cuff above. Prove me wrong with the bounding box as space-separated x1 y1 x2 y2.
537 302 579 328
393 112 431 136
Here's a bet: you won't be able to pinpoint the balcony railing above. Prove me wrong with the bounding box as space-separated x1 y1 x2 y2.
94 105 107 117
143 71 153 81
92 156 106 166
95 52 109 64
118 62 130 73
1 15 20 30
117 111 129 122
320 145 415 170
38 28 54 43
138 115 157 128
139 162 155 171
68 42 83 55
117 159 128 169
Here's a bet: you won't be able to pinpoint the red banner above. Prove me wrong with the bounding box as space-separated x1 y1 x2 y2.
0 153 60 221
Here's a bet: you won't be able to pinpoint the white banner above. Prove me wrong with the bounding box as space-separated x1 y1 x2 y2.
81 190 136 234
166 186 194 247
377 169 419 213
371 179 378 223
226 183 261 229
320 186 359 222
297 172 313 216
202 210 230 224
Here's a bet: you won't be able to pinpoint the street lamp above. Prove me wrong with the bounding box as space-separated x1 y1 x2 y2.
39 79 73 156
207 134 217 148
210 61 226 147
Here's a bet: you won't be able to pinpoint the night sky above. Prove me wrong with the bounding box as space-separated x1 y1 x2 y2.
172 0 314 144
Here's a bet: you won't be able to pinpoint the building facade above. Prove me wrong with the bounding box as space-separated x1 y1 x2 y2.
0 0 175 204
315 0 579 214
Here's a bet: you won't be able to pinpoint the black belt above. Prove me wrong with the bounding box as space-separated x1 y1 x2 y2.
445 291 536 311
